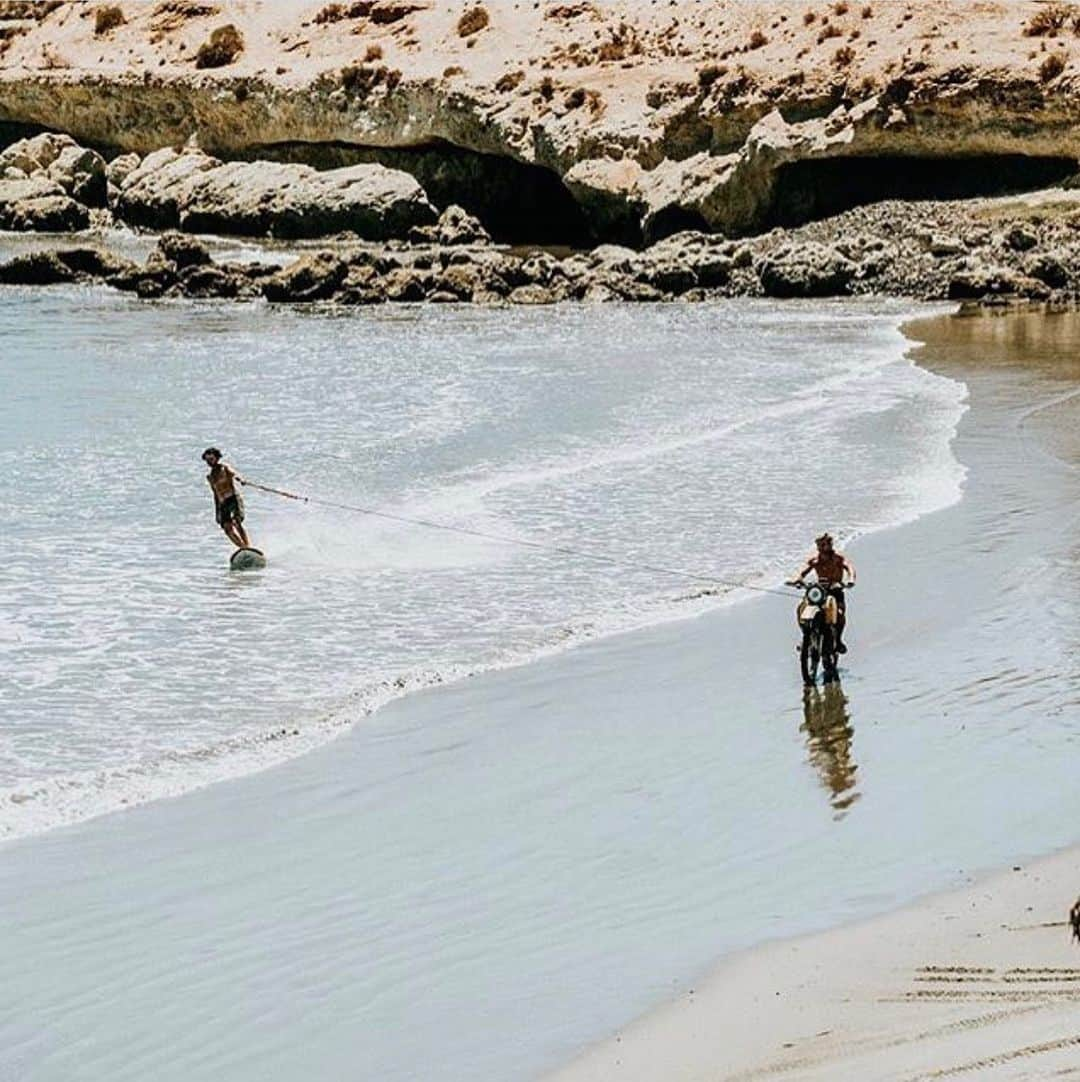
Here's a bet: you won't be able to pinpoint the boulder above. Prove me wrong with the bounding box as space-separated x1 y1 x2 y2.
229 261 281 283
1004 224 1038 252
177 263 250 299
106 152 141 197
633 258 697 295
0 176 90 231
432 204 490 246
0 133 107 207
53 247 137 279
113 147 222 230
337 284 386 305
336 266 386 304
107 256 178 299
169 159 436 240
508 283 560 304
757 242 855 298
589 244 639 274
435 263 483 300
645 230 730 288
262 252 349 302
0 251 78 285
0 246 135 283
109 270 176 299
730 244 753 269
382 266 430 301
47 144 107 207
155 232 212 270
518 252 562 286
579 281 622 303
1022 251 1068 289
579 271 664 302
928 233 966 258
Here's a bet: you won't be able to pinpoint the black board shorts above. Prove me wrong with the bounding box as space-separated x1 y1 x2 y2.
216 494 244 526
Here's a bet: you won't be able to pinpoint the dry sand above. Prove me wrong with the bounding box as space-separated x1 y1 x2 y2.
552 844 1080 1082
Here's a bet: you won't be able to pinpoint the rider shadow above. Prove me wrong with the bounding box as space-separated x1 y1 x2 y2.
800 683 860 818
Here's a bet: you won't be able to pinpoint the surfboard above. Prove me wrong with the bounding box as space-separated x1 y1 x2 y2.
229 547 267 571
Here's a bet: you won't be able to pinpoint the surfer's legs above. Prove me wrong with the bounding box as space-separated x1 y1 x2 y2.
222 521 245 548
235 522 251 548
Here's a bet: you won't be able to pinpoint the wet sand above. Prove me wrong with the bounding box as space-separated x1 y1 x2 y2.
3 309 1079 1081
553 308 1080 1082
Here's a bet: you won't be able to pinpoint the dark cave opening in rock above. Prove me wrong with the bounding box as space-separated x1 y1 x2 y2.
0 120 47 145
247 139 594 247
768 154 1078 228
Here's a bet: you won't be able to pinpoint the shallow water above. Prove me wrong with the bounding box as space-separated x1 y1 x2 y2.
0 291 962 839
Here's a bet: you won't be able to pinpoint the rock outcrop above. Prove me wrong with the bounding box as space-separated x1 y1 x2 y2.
113 149 435 239
1 2 1080 245
0 175 89 231
0 132 106 206
5 183 1080 307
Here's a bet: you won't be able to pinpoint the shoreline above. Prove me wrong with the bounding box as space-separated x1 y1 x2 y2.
549 306 1080 1082
0 296 946 846
2 307 1079 1080
550 839 1080 1082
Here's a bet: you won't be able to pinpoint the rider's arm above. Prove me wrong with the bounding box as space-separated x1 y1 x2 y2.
843 556 856 585
787 557 815 585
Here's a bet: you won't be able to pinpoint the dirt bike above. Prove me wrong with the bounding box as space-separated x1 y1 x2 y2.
793 580 852 686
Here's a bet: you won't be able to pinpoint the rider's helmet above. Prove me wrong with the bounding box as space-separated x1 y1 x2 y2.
815 532 834 551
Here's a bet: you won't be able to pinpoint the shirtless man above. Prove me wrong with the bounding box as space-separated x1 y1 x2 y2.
788 533 856 653
202 447 251 549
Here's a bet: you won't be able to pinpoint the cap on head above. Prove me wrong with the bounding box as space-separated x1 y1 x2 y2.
815 532 834 549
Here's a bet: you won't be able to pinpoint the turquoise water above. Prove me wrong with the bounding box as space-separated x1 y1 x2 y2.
0 289 963 839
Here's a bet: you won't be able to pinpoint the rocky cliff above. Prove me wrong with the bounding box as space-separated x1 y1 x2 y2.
2 0 1080 245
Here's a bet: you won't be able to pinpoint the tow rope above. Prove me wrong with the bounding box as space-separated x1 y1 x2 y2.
243 479 799 599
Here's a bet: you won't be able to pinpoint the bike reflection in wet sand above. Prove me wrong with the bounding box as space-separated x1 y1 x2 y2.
801 683 860 816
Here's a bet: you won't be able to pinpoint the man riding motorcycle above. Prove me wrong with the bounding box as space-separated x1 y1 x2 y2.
788 533 857 653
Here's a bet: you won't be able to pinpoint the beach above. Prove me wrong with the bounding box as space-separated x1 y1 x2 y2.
554 309 1080 1082
1 303 1078 1080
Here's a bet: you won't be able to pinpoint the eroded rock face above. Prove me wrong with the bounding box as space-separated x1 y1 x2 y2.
113 151 436 239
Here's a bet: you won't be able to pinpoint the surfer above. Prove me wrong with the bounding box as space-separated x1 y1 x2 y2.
202 447 251 550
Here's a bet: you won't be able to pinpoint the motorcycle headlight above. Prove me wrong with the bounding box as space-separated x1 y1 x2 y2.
806 584 826 605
